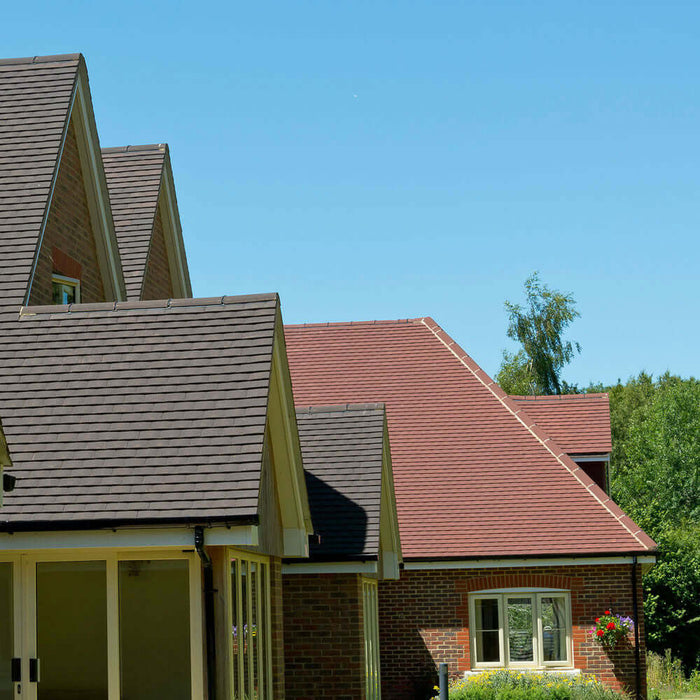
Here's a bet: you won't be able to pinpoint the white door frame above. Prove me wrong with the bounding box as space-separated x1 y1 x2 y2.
1 548 203 700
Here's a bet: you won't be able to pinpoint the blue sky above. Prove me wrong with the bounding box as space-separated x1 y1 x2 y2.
6 1 699 387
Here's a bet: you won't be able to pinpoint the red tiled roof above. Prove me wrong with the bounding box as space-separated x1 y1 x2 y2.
285 318 655 559
509 394 612 455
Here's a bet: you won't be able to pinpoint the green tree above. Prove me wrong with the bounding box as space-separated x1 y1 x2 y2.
603 373 700 673
496 273 581 394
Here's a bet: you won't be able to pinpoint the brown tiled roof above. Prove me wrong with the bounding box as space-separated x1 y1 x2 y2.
296 404 386 560
101 145 167 300
285 318 655 559
509 394 612 455
0 54 82 314
0 294 279 528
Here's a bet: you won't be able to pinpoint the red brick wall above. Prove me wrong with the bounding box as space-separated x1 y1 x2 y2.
283 573 366 699
379 564 646 700
270 557 286 700
28 117 107 306
141 202 175 300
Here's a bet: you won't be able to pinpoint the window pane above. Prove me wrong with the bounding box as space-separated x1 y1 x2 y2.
474 598 500 663
119 560 191 700
0 563 13 700
541 597 567 662
36 561 108 700
52 283 76 305
507 597 534 662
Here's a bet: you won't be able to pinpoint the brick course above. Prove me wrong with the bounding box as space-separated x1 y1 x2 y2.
379 564 646 700
140 202 174 300
28 117 106 306
283 573 367 699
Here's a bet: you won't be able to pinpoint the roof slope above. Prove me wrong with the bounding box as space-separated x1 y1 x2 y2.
509 394 612 455
0 54 81 314
296 404 385 560
0 294 279 527
101 145 166 300
285 318 655 559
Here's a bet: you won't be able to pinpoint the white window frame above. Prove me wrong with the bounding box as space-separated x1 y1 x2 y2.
362 577 381 700
469 589 572 670
51 274 81 304
226 548 273 700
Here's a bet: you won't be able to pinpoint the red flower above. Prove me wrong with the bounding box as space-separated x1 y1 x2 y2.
595 617 600 623
604 610 611 615
596 630 605 637
606 622 616 630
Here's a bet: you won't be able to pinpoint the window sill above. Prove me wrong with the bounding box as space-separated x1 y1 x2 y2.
464 669 580 678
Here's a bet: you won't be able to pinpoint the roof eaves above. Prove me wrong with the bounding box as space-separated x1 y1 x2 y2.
418 316 656 553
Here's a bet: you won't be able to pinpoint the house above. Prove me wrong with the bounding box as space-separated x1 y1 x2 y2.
284 319 656 700
0 51 656 700
0 52 404 700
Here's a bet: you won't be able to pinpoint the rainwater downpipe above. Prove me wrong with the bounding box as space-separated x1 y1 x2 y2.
195 525 217 700
632 554 641 700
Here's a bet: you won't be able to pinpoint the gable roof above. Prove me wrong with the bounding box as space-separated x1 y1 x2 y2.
296 404 387 560
285 318 655 560
0 294 281 528
0 54 82 314
102 145 166 299
102 144 191 300
508 393 612 455
0 53 125 314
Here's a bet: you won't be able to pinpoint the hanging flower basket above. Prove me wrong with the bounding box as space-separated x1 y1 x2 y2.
591 610 634 649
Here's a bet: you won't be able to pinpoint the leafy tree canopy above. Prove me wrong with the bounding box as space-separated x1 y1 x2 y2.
595 373 700 673
497 273 581 395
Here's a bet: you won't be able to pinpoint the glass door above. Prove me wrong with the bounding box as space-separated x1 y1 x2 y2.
0 561 17 700
33 560 109 700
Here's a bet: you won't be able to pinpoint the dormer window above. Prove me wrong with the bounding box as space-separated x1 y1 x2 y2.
52 274 80 305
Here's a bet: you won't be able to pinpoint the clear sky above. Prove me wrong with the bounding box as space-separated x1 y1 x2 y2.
5 1 699 387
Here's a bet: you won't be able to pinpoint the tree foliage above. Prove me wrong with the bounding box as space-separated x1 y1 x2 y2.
600 373 700 673
497 273 581 395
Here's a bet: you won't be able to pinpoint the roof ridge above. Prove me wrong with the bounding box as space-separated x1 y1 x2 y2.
0 53 82 66
285 318 422 329
418 317 654 552
101 144 168 155
19 292 279 317
296 403 386 415
509 393 609 401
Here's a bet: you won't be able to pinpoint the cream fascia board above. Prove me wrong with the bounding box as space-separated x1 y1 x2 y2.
379 421 402 579
0 524 258 551
282 561 379 575
404 555 657 570
159 153 192 298
71 64 125 302
270 316 313 555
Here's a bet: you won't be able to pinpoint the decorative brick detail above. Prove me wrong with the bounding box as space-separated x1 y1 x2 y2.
141 202 174 300
379 564 647 700
283 573 367 699
28 117 106 306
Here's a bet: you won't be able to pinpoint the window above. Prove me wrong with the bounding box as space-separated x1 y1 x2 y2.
362 578 381 700
52 274 80 304
229 551 272 700
470 591 571 669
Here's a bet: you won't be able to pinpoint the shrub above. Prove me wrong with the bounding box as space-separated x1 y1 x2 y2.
434 670 628 700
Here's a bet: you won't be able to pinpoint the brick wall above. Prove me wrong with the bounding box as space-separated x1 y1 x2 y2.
270 557 286 700
28 117 106 306
283 572 366 699
141 202 175 300
379 564 646 700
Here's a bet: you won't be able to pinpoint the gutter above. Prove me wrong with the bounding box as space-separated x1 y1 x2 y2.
195 526 216 700
632 555 642 700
